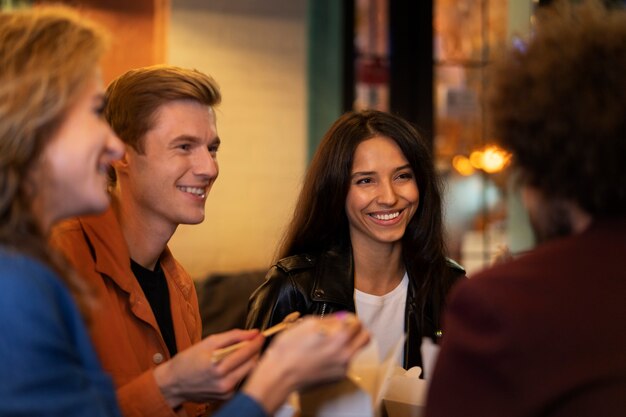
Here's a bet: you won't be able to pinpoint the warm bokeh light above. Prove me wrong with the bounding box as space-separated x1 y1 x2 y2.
453 145 511 175
452 155 476 176
481 145 511 173
469 150 484 169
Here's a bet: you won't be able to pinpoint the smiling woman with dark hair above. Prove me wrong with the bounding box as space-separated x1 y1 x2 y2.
247 109 465 369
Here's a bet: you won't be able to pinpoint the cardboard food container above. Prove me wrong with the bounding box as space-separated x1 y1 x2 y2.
298 338 404 417
284 337 440 417
382 337 441 417
382 366 427 417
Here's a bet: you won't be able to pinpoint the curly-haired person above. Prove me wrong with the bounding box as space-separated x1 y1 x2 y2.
425 1 626 416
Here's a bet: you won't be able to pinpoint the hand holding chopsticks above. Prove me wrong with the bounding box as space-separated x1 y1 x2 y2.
211 311 301 362
240 312 370 413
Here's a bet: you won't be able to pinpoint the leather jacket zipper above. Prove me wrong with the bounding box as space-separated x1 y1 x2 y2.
320 303 327 318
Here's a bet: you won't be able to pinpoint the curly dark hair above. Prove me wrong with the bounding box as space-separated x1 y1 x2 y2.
489 1 626 217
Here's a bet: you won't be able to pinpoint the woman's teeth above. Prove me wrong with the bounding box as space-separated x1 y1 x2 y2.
371 211 400 221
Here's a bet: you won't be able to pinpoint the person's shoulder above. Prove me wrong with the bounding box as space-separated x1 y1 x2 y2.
275 253 317 273
445 257 466 275
260 253 318 293
51 209 119 246
50 217 83 236
0 250 54 283
451 255 533 307
441 257 467 291
0 250 65 313
49 217 88 252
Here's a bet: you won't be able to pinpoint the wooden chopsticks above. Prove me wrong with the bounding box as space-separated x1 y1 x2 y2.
211 312 301 362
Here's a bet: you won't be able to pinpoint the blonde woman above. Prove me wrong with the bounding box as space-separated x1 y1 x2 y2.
0 6 124 416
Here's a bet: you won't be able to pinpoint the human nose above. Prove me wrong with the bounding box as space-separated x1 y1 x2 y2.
376 179 398 206
193 147 219 180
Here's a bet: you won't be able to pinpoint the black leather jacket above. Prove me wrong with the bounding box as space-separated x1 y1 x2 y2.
246 248 466 369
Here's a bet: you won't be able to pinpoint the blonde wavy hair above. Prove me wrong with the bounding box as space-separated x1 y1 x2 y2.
0 6 108 317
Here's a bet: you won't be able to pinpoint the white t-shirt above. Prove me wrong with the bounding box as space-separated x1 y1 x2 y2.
355 272 408 366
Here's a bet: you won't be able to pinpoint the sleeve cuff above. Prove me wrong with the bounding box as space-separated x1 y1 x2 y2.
116 370 178 417
214 392 268 417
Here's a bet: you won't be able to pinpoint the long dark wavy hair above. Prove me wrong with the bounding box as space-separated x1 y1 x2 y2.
279 109 450 322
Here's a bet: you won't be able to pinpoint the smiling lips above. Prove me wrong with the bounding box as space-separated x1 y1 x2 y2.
369 210 402 221
177 185 207 199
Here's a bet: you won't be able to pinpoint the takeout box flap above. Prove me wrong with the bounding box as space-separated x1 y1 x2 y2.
299 336 406 417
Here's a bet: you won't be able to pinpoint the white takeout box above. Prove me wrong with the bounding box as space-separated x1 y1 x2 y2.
382 366 427 417
298 337 404 417
382 337 441 417
291 336 440 417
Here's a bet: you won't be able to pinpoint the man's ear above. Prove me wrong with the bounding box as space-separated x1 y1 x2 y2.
111 148 130 176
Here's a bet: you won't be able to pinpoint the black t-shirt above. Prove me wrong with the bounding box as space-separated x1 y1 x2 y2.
130 259 177 356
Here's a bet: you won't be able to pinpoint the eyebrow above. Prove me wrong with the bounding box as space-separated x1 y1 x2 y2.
170 135 221 146
351 164 412 178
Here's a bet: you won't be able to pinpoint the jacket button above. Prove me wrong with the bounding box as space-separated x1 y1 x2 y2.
152 353 164 364
314 289 324 297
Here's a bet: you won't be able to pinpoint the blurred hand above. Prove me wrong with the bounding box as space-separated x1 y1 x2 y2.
153 329 263 407
242 312 370 414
